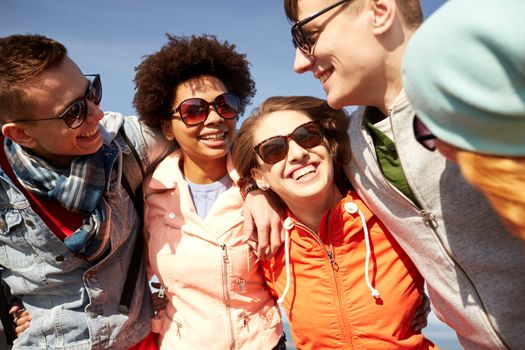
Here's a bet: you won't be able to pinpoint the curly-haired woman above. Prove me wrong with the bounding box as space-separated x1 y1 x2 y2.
133 34 285 349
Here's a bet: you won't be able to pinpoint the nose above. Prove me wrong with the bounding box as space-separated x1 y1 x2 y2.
204 106 223 126
287 139 309 163
293 48 314 74
86 99 104 123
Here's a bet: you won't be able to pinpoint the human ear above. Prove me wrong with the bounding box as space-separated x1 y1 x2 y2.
1 123 38 148
251 167 271 191
160 119 175 141
371 0 396 35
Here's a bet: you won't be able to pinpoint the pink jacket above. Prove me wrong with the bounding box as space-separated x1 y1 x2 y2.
143 150 282 349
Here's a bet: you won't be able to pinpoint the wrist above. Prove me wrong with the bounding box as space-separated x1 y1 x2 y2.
240 179 260 200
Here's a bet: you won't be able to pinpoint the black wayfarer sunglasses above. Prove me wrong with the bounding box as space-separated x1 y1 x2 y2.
291 0 350 55
10 74 102 129
254 121 325 164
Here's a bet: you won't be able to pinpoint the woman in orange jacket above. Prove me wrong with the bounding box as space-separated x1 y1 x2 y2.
233 96 438 350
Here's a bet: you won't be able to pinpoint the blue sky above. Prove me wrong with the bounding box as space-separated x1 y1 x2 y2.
2 0 445 118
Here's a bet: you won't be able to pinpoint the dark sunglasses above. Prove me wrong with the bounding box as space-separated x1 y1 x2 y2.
11 74 102 129
413 115 436 151
254 121 324 164
291 0 350 55
173 92 240 126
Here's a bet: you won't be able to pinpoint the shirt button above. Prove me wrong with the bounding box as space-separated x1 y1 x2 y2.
55 255 65 262
168 213 176 219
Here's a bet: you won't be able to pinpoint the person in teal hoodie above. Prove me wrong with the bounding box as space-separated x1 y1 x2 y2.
403 0 525 241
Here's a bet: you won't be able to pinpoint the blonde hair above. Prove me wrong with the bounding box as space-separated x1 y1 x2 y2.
457 151 525 241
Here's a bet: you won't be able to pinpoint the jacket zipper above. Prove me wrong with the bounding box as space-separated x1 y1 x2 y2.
220 243 235 350
292 220 352 345
363 115 507 348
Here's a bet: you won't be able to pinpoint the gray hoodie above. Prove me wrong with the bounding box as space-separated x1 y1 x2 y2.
347 92 525 350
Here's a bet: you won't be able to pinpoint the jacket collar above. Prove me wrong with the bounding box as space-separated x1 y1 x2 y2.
148 149 240 191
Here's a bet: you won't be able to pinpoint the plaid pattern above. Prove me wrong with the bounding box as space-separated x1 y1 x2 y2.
4 138 116 259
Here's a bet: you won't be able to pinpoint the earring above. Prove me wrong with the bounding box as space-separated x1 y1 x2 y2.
258 183 270 191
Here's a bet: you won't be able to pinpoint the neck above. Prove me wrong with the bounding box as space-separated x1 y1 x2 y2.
182 154 228 184
376 23 415 115
286 184 343 233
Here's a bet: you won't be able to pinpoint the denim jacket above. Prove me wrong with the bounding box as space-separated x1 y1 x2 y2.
0 112 172 349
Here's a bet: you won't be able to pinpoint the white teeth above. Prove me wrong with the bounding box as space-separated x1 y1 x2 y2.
292 165 316 180
319 70 331 84
78 128 98 138
200 133 225 141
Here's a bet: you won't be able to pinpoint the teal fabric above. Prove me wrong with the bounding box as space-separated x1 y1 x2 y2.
366 122 419 205
403 0 525 156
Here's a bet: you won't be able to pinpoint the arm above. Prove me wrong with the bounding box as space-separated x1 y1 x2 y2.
242 189 285 260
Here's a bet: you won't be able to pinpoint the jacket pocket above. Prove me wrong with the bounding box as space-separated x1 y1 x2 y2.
0 208 29 269
240 303 281 331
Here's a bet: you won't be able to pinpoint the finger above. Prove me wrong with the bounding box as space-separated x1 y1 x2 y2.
422 293 430 309
257 226 270 261
245 237 258 253
411 318 427 332
15 314 31 326
267 220 283 259
413 306 424 318
9 305 21 315
15 321 30 336
242 209 256 244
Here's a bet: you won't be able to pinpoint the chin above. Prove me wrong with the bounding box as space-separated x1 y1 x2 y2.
326 93 346 110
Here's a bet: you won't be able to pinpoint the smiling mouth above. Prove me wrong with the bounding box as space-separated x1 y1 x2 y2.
318 69 333 84
292 164 316 180
78 128 99 139
200 133 226 141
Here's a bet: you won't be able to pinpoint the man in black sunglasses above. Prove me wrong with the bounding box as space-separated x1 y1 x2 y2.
244 1 525 349
0 34 173 348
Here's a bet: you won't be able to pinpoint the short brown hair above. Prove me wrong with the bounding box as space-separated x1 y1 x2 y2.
133 34 256 128
233 95 352 194
0 34 67 121
284 0 423 30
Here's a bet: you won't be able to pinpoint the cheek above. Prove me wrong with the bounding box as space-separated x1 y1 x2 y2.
436 140 460 163
267 163 288 185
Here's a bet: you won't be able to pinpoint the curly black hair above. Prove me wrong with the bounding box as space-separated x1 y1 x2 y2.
133 34 256 127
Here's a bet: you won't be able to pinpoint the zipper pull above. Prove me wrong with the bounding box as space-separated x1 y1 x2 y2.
238 279 246 293
328 251 336 265
420 210 438 229
175 321 182 338
158 285 165 299
221 244 229 263
328 251 339 270
240 311 248 329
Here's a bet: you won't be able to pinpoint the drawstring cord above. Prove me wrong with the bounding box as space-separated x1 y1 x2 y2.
276 218 292 306
344 202 381 299
277 201 380 307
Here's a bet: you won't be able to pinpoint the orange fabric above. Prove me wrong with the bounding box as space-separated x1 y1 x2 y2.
128 332 159 350
262 191 438 350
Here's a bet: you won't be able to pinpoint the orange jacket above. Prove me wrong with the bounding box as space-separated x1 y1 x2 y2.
261 191 438 350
